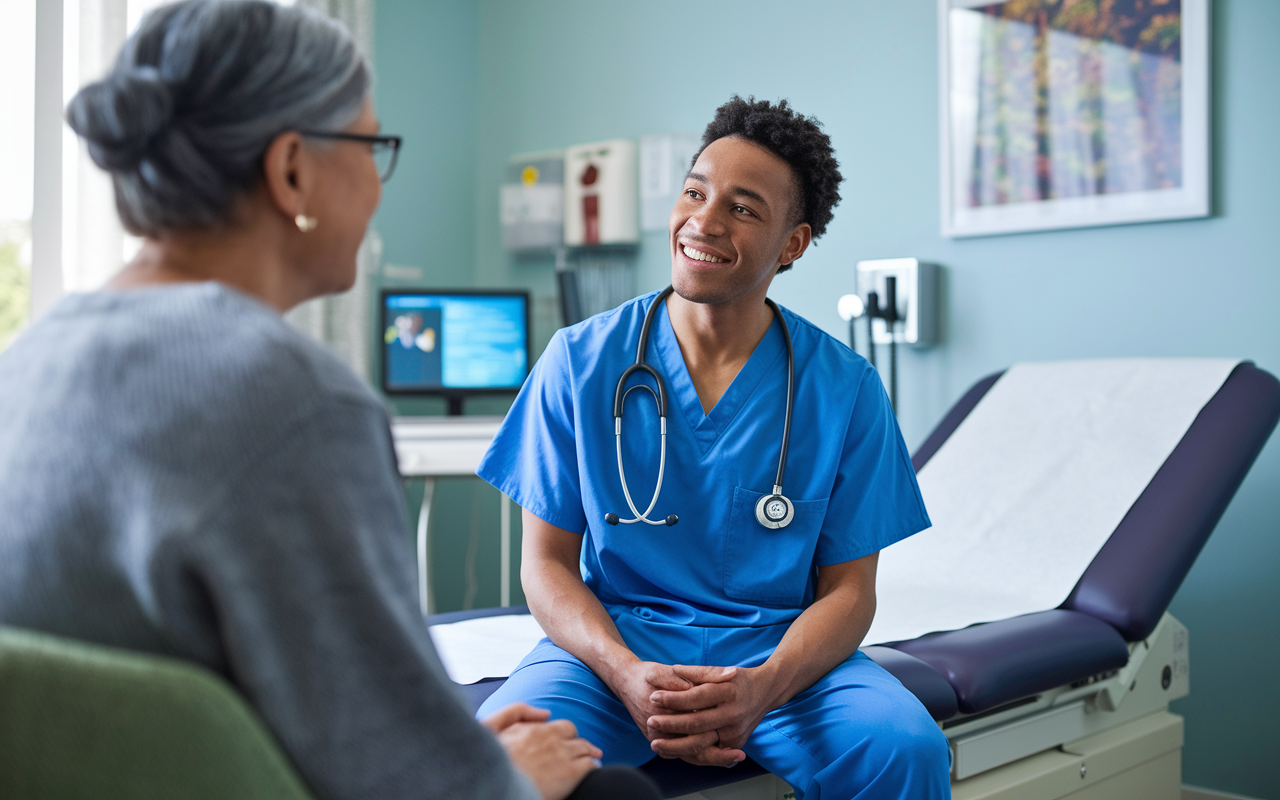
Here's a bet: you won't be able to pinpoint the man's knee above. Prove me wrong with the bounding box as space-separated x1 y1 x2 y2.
804 712 949 798
863 710 951 789
891 715 950 772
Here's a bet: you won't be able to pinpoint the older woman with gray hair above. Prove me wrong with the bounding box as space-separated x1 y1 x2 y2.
0 2 658 799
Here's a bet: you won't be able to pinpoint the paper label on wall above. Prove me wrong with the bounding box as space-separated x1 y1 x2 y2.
500 184 563 226
640 134 700 231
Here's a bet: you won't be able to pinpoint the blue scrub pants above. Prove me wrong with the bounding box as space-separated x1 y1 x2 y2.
478 643 950 800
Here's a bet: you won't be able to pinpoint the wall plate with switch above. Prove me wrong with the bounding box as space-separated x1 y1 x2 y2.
855 258 939 347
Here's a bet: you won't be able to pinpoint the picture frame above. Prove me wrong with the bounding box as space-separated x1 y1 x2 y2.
938 0 1209 238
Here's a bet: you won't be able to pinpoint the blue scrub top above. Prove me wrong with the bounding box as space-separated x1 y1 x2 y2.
477 291 929 633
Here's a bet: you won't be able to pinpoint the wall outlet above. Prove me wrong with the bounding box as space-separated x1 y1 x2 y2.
855 258 939 347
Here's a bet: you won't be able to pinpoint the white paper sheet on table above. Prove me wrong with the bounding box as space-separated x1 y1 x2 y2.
429 614 547 684
864 358 1240 646
429 359 1242 681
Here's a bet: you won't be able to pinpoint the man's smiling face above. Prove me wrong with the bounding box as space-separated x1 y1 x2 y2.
668 135 809 306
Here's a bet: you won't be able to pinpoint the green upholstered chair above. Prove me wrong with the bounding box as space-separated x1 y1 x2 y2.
0 625 315 800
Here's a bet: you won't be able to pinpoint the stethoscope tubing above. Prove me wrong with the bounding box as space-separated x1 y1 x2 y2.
766 295 794 494
613 385 670 525
608 287 794 527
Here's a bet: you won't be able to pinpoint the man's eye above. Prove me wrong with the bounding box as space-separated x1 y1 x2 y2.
733 205 751 215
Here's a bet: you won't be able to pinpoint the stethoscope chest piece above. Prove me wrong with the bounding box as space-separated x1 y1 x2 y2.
755 489 794 529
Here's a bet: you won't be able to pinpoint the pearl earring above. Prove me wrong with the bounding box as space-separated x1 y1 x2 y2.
295 214 319 233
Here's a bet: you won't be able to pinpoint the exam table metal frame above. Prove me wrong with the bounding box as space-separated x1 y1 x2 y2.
428 362 1280 799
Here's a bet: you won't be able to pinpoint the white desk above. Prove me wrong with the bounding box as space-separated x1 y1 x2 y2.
391 416 510 614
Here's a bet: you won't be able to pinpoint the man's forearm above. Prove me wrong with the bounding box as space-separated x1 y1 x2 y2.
520 512 639 689
524 560 640 683
754 556 877 712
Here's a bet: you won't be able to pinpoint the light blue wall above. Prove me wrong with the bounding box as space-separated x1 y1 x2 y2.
376 1 1280 795
373 0 476 281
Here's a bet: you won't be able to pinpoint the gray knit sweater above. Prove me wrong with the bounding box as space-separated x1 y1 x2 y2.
0 283 536 800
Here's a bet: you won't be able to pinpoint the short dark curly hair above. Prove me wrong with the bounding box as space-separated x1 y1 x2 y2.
695 96 843 271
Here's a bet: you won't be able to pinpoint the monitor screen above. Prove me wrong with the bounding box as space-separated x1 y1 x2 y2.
381 290 530 394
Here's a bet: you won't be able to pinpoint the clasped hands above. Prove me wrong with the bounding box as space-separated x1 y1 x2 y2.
617 661 777 767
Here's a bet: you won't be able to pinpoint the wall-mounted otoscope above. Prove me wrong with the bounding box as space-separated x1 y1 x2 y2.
839 281 901 411
838 258 941 417
871 277 900 410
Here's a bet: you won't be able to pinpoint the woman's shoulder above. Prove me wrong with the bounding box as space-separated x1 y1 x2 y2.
25 282 385 431
205 284 382 411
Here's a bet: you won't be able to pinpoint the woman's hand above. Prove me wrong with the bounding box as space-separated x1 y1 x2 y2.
482 703 602 800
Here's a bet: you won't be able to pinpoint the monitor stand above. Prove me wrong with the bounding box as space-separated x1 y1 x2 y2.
447 396 465 417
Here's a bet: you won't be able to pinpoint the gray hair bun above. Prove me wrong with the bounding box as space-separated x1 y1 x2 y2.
67 65 173 172
64 0 369 237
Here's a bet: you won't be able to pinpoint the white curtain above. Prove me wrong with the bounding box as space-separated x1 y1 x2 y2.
286 0 377 380
61 0 130 295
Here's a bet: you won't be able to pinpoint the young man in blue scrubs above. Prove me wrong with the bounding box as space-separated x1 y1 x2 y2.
477 96 950 799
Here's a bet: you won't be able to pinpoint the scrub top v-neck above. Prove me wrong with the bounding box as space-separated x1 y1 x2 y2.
477 290 929 633
647 298 788 457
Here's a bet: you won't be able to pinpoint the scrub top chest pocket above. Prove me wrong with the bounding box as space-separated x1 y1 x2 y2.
723 486 829 607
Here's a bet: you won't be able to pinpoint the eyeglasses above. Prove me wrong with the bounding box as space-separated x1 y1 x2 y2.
299 131 403 183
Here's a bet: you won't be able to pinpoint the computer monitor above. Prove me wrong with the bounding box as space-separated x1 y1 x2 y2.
381 289 531 414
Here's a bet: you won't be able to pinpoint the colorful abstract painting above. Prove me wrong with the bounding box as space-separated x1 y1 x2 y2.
941 0 1207 236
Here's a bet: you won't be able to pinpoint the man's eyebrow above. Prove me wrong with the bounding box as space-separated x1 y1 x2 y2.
685 172 771 208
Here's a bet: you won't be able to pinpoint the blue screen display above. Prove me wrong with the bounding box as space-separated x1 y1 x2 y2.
383 293 528 391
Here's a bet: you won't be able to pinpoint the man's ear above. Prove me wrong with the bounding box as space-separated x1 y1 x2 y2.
778 223 813 269
261 131 311 223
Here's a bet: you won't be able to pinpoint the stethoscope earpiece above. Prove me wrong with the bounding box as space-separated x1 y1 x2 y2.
606 287 796 532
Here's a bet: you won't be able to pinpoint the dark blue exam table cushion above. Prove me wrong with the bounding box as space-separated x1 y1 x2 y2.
912 364 1280 645
1062 363 1280 641
892 609 1130 715
863 646 959 721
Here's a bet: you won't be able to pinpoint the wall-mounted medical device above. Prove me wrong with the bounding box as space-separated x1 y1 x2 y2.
839 259 941 415
501 151 565 253
563 139 639 247
855 258 939 347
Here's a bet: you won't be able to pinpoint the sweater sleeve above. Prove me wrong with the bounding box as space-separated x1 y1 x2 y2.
150 397 539 800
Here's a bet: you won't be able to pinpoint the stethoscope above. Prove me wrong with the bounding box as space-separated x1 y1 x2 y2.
604 286 796 530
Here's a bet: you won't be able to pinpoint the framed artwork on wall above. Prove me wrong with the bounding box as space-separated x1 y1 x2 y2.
939 0 1209 238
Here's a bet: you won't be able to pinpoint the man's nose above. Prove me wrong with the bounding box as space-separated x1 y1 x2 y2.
686 202 729 236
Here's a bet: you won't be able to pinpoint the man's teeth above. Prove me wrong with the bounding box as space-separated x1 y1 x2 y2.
682 245 728 263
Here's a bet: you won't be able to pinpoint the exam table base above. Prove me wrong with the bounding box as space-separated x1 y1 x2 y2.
953 711 1182 800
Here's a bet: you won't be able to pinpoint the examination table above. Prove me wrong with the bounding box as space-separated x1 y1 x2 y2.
428 361 1280 800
